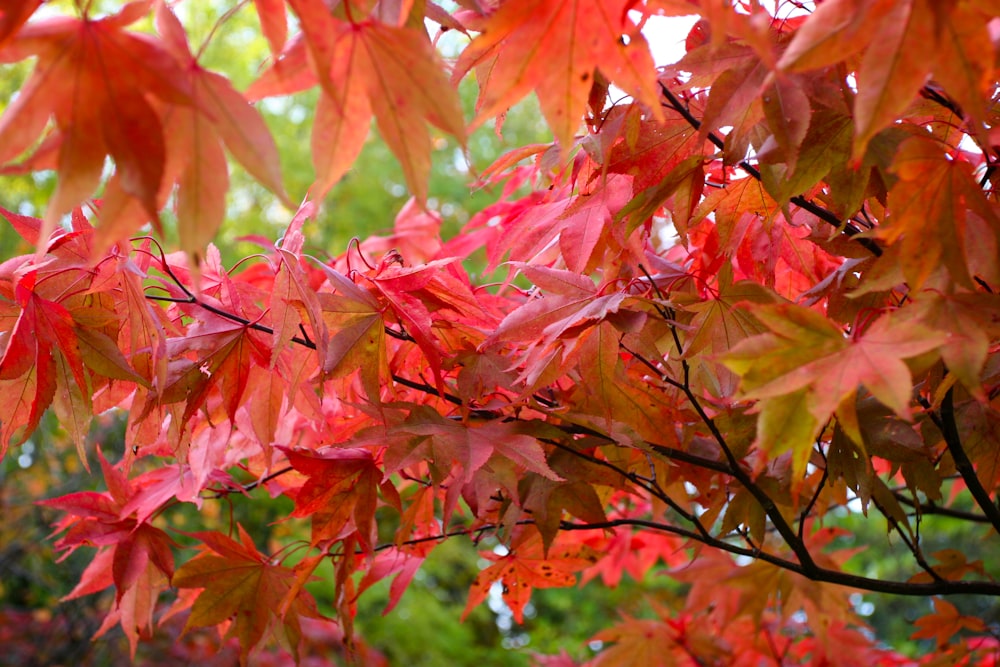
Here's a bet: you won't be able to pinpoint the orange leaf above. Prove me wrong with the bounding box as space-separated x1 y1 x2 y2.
0 3 193 240
153 3 289 261
462 530 597 623
778 0 894 73
281 3 463 201
589 617 678 667
881 136 1000 288
310 41 372 198
911 598 986 648
851 0 936 159
454 0 660 151
283 446 382 550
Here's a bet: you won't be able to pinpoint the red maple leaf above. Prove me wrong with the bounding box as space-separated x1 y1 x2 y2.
39 450 175 656
0 1 196 239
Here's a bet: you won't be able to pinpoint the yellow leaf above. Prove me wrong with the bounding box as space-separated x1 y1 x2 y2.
723 304 947 474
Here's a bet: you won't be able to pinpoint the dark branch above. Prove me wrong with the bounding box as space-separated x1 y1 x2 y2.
893 493 992 524
657 81 883 257
940 388 1000 537
557 518 1000 597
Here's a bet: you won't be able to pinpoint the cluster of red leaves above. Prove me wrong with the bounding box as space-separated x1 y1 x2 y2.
1 0 1000 665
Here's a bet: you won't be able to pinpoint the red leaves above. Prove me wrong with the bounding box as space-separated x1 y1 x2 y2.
284 446 383 549
0 2 191 238
0 0 40 49
2 1 1000 665
160 317 269 426
0 271 87 456
41 451 176 656
0 2 291 262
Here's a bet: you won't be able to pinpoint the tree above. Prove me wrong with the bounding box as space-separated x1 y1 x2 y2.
0 0 999 664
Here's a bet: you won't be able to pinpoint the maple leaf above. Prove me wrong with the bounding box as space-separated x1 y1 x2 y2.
912 598 986 649
909 549 988 585
588 617 680 667
365 255 489 390
0 0 40 50
601 112 704 193
671 277 777 397
454 0 660 151
577 514 688 588
158 316 270 426
0 1 195 240
520 475 607 553
880 136 1000 288
690 176 780 257
173 524 323 665
383 407 561 486
487 264 626 347
722 304 947 477
462 530 598 624
933 3 996 133
283 446 383 550
777 0 941 159
0 271 88 458
849 0 947 159
252 4 464 202
99 2 287 263
777 0 894 73
39 450 175 656
569 320 684 448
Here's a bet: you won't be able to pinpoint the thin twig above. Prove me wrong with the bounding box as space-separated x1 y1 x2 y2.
657 81 883 257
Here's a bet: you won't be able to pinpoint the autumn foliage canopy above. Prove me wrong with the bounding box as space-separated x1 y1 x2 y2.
1 0 1000 664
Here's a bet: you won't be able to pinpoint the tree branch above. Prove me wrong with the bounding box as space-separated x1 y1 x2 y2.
657 81 883 257
940 388 1000 537
893 492 992 524
557 517 1000 597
